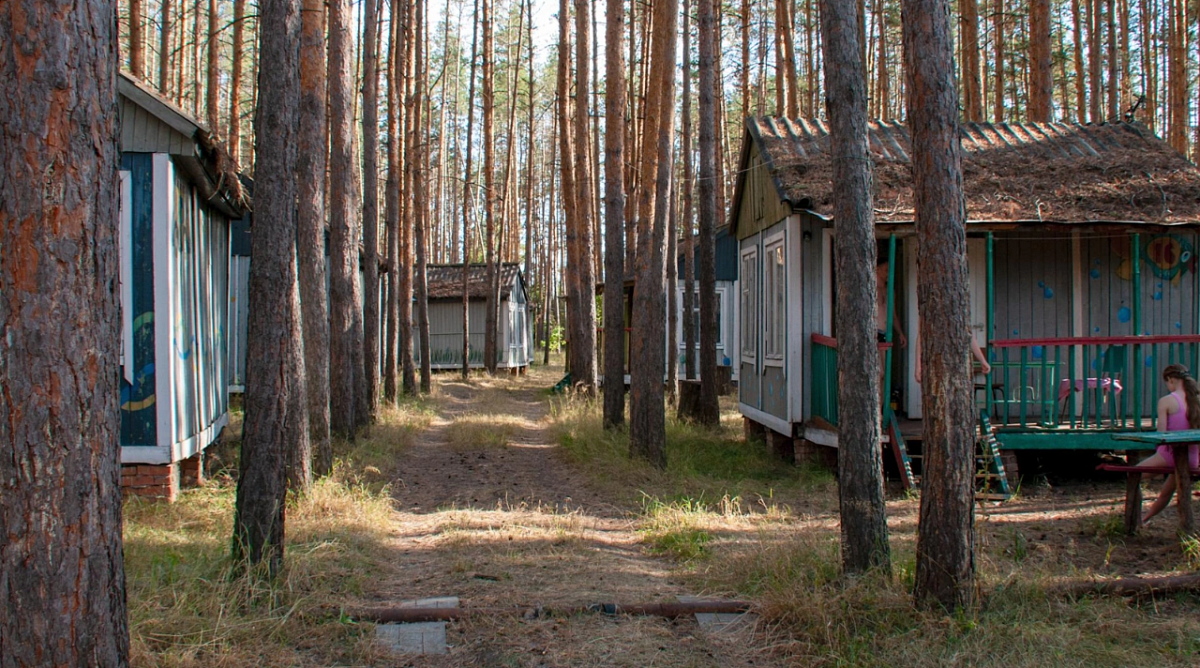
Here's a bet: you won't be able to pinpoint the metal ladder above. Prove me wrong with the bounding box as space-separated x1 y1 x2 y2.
976 410 1012 500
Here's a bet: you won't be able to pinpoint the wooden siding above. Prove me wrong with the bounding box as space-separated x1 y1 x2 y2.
420 298 531 368
800 213 827 422
734 144 794 240
119 95 195 155
119 153 159 447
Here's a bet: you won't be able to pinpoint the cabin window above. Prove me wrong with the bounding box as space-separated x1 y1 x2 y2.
682 289 723 347
764 239 786 362
740 249 758 362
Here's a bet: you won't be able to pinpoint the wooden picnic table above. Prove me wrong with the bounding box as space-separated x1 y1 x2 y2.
1112 430 1200 535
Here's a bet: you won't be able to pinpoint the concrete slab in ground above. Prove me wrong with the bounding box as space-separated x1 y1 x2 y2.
678 595 758 635
375 596 459 655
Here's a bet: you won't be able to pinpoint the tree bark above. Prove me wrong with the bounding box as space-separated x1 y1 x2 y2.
904 0 976 610
234 0 310 574
1106 0 1117 119
603 0 628 428
160 0 172 92
131 0 145 77
1029 0 1053 121
782 0 801 118
297 0 331 475
823 0 891 577
1088 0 1102 122
328 0 361 437
385 0 402 401
361 0 381 420
206 0 219 131
573 0 599 392
1 0 129 661
414 0 432 393
463 0 480 379
1167 0 1186 151
960 0 982 120
1072 0 1086 121
993 0 1005 121
682 0 697 381
557 0 580 382
229 0 246 164
631 0 679 466
483 0 499 374
400 0 416 394
696 0 721 428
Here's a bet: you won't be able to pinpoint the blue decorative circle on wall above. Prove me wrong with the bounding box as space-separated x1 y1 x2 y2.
1038 281 1045 288
1153 291 1163 301
1090 269 1101 279
1013 329 1020 336
1094 326 1102 333
1118 307 1132 323
1091 358 1102 370
1032 345 1044 359
1095 258 1102 265
1177 322 1184 329
1146 355 1156 368
1043 287 1054 299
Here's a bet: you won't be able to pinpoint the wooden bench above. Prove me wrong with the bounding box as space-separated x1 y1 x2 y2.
1096 461 1200 534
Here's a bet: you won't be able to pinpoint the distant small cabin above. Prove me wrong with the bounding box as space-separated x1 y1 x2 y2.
731 117 1200 456
118 72 248 499
420 263 533 369
675 225 741 381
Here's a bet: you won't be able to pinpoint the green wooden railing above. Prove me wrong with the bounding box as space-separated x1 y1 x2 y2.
810 334 894 427
986 335 1200 430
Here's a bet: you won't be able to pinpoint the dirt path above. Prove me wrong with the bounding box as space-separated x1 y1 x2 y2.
370 369 764 667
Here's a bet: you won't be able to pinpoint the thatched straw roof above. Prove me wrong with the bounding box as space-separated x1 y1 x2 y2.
735 117 1200 226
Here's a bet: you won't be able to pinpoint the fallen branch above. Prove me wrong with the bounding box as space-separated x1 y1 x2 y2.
1048 573 1200 598
348 599 754 623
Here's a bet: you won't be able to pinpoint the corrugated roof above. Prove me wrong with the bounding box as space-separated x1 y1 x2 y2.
738 117 1200 225
426 263 522 300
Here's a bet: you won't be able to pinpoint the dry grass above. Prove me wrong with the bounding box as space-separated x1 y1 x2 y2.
442 412 530 449
124 396 432 668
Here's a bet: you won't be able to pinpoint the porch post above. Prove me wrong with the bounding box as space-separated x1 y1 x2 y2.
986 232 994 418
1132 233 1141 428
883 234 897 413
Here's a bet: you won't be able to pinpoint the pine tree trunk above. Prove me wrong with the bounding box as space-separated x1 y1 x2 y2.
1088 0 1102 121
630 0 677 467
234 0 310 574
206 0 219 130
775 0 787 115
1167 0 1186 151
361 0 381 419
131 0 145 77
297 0 331 474
993 0 1006 121
481 0 499 374
875 0 891 120
462 0 480 379
415 0 433 393
1106 0 1117 119
1029 0 1053 121
229 0 246 164
782 0 801 117
191 0 202 116
573 0 599 391
400 5 417 394
328 0 361 437
960 0 983 120
1139 0 1155 130
823 0 890 577
557 0 581 381
682 0 697 382
905 0 975 610
741 0 751 115
160 0 172 92
696 0 721 427
1 1 129 661
385 0 403 401
603 0 628 427
1072 0 1087 121
666 183 679 403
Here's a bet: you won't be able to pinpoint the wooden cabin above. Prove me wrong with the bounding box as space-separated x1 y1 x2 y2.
420 263 533 370
117 73 248 499
730 117 1200 461
675 225 741 382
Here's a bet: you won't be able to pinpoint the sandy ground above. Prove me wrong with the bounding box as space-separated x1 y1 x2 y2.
368 368 766 667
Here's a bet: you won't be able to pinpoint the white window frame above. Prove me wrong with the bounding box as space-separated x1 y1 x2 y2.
763 233 786 366
679 288 725 349
740 247 758 364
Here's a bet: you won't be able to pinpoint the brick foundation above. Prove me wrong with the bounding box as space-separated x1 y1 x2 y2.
179 451 205 487
765 429 796 465
743 417 768 445
121 463 179 502
795 438 839 470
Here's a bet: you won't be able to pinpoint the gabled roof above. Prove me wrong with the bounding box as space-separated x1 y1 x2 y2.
426 263 523 300
118 71 249 218
730 117 1200 229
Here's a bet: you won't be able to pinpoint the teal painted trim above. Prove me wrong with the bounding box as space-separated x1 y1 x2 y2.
995 430 1158 450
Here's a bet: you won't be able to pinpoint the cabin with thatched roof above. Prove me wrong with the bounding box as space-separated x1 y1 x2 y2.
730 117 1200 462
420 263 533 370
117 72 249 499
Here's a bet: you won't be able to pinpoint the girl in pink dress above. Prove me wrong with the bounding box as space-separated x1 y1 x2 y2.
1139 364 1200 523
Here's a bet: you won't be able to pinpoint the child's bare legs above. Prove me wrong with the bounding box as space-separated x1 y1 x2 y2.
1143 474 1178 523
1137 451 1175 523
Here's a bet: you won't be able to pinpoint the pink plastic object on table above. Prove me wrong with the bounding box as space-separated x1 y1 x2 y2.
1057 377 1123 402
